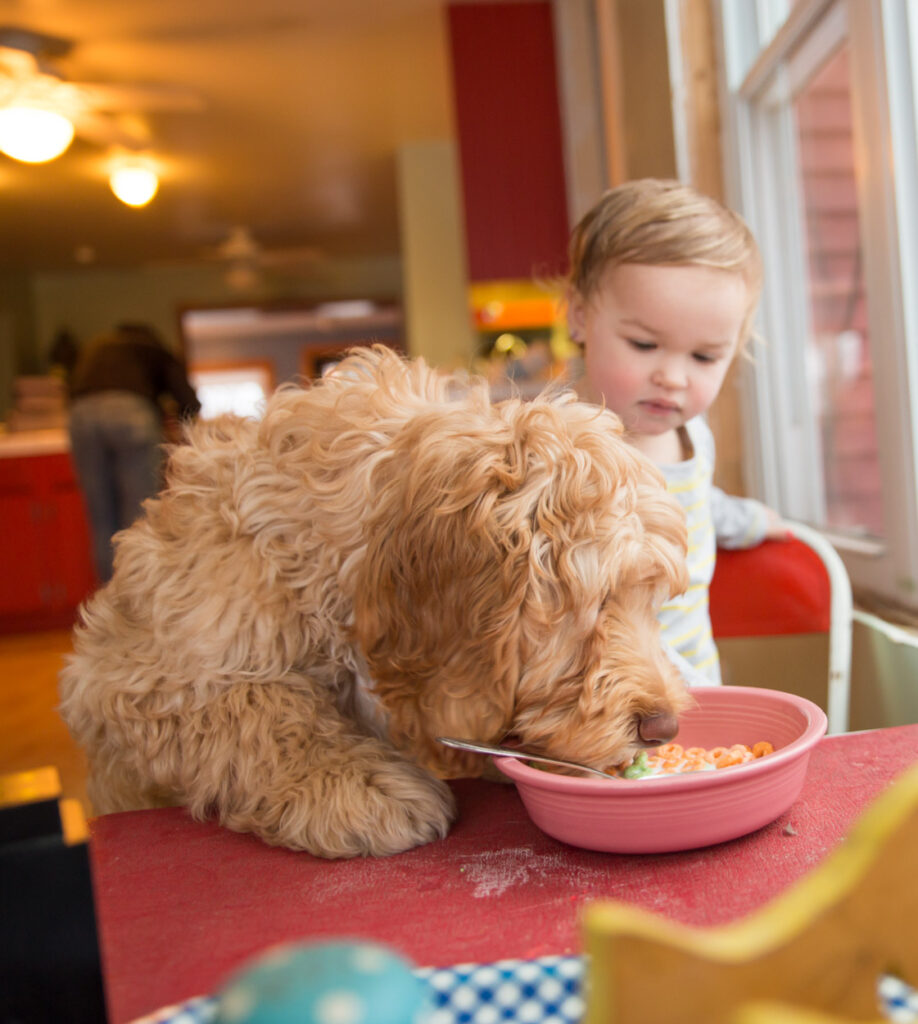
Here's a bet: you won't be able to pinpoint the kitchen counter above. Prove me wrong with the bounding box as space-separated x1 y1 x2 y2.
0 428 70 458
0 431 96 630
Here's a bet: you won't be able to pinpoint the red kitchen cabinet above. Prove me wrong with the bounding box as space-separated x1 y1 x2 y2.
0 451 97 632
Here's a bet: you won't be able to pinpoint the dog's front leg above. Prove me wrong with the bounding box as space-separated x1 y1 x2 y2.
175 676 456 859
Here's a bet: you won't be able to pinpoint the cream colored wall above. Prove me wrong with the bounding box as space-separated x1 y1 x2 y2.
31 265 224 358
27 255 403 360
396 139 477 369
0 254 403 420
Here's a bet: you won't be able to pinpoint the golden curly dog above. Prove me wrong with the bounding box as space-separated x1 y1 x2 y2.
59 345 690 859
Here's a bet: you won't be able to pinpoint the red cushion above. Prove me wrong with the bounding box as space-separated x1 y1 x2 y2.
709 538 832 637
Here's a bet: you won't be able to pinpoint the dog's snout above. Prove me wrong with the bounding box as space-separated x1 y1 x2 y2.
638 711 679 744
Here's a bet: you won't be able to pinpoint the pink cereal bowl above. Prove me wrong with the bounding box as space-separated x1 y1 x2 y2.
495 686 828 854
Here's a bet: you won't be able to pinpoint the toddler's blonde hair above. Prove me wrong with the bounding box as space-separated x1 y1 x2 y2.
568 178 763 351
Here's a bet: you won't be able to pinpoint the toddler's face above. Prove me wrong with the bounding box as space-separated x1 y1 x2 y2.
569 263 749 447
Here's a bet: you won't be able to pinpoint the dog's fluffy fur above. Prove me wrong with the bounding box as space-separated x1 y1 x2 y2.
59 346 690 858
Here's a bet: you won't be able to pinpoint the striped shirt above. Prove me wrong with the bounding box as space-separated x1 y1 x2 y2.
658 417 769 686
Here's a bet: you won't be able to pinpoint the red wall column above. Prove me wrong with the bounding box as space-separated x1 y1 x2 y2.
447 1 570 282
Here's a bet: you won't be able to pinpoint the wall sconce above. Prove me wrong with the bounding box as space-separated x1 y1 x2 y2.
109 155 159 207
0 104 75 163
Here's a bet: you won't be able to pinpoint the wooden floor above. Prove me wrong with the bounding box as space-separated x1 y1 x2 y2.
0 627 92 818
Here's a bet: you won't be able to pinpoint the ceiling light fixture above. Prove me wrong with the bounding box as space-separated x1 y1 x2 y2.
0 104 75 163
109 155 159 208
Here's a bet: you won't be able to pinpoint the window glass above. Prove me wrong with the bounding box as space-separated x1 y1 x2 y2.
793 45 884 538
189 363 272 420
713 0 918 605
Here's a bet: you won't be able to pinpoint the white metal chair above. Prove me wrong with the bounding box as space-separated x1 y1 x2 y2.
709 520 853 734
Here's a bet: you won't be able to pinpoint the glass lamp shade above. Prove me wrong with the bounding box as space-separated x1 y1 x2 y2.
0 106 75 163
109 163 159 207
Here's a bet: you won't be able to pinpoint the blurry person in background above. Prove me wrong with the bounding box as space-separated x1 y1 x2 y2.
68 323 201 584
48 327 81 389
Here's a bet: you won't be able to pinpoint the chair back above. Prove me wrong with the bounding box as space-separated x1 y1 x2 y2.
709 522 852 734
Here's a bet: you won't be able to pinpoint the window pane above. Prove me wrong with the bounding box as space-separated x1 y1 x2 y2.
189 363 273 419
794 44 884 538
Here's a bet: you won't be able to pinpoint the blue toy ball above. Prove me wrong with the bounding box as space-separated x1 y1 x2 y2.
215 940 431 1024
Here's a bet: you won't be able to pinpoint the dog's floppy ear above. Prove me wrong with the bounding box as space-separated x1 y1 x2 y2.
351 414 529 776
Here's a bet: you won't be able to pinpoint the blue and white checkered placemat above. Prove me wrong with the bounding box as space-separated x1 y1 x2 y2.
130 955 586 1024
879 975 918 1024
131 959 918 1023
418 955 585 1024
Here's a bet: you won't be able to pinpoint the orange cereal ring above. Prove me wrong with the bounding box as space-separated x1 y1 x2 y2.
618 740 774 777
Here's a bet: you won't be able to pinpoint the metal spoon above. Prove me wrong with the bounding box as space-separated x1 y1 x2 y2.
436 736 614 780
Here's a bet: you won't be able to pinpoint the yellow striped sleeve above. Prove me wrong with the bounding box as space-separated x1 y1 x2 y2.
668 622 709 648
689 650 720 672
667 472 707 496
661 591 709 617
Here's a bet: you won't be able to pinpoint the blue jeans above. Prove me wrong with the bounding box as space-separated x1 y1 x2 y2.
68 391 164 583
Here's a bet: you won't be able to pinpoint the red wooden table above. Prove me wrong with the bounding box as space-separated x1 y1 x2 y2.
88 724 918 1024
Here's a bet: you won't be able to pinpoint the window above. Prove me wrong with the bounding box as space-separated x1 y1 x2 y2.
715 0 918 608
189 361 274 420
180 302 405 397
794 44 882 537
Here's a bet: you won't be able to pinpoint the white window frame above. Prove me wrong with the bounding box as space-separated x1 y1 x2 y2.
714 0 918 607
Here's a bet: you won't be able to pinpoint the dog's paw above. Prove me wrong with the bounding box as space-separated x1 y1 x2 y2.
232 757 457 859
355 759 457 857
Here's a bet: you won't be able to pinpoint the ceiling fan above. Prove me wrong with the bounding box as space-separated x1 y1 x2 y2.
206 226 325 293
0 25 204 156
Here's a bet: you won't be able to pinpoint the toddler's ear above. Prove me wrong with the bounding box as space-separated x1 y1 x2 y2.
566 287 588 344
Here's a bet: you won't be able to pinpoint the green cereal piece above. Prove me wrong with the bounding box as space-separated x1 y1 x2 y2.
622 750 651 779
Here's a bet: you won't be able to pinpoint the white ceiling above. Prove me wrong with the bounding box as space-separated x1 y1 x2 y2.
0 0 458 274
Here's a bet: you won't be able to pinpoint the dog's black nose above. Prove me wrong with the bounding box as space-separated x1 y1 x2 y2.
638 711 679 744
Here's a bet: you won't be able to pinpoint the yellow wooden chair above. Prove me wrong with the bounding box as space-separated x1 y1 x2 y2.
583 762 918 1024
